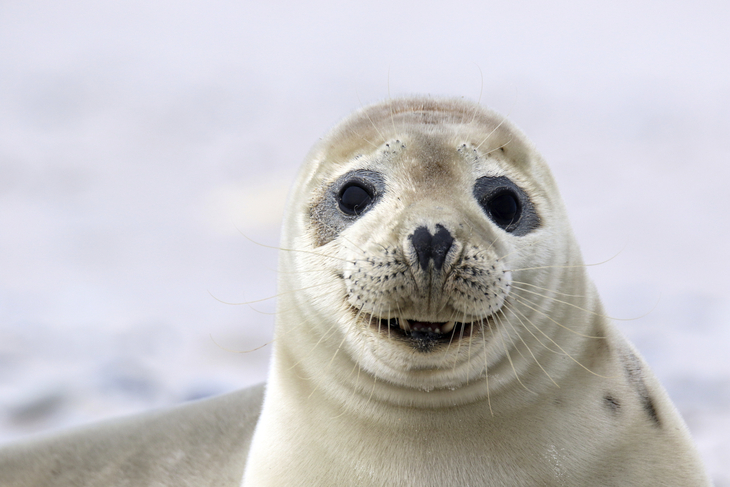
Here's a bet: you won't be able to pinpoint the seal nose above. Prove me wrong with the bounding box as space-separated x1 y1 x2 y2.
411 224 454 271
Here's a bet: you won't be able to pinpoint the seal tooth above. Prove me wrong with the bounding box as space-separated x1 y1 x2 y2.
441 321 456 333
400 319 412 332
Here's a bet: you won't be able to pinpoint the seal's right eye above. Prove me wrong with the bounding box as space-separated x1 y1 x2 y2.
338 182 373 215
483 190 521 229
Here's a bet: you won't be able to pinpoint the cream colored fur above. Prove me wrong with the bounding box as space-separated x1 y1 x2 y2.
0 385 264 486
242 97 711 486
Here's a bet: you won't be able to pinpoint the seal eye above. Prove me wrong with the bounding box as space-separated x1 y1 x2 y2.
473 176 538 236
339 182 373 215
484 190 521 229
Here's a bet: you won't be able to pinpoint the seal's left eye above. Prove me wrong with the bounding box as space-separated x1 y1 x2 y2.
473 176 539 236
339 182 373 215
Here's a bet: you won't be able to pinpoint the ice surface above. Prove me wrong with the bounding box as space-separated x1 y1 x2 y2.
0 0 728 483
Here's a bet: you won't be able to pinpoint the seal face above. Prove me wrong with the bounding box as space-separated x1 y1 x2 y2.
298 105 554 393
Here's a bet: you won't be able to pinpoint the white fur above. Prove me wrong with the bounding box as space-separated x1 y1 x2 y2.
242 97 711 486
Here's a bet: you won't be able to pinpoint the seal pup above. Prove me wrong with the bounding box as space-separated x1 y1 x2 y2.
242 97 711 486
0 97 711 486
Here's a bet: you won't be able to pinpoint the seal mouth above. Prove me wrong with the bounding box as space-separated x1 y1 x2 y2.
364 314 483 352
380 318 471 337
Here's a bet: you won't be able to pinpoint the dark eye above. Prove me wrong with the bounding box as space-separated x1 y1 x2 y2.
473 176 538 236
483 190 521 229
338 182 373 215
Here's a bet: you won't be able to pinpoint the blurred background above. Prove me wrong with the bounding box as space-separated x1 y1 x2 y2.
0 0 728 483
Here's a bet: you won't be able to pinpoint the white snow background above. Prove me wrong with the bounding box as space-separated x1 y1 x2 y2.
1 0 728 483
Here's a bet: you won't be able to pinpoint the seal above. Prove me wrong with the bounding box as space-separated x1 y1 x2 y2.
241 97 711 486
0 97 711 487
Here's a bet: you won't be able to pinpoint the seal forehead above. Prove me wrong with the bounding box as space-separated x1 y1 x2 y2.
390 132 463 188
285 97 560 255
312 97 535 178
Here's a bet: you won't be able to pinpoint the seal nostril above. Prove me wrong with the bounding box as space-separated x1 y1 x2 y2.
410 224 453 271
431 224 454 270
411 226 433 272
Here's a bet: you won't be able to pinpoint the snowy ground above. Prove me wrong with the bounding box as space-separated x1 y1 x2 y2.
1 0 728 484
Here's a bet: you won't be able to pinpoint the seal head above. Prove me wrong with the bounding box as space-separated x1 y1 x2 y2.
277 97 573 403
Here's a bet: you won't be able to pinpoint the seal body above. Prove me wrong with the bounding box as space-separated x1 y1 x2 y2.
0 98 712 486
242 97 711 486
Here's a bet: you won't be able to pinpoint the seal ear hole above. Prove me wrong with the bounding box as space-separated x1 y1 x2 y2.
338 182 374 216
483 190 521 230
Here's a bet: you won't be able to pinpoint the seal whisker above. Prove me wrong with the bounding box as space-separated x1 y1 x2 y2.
452 308 470 376
483 137 513 155
493 309 529 363
308 332 350 401
510 293 606 339
273 267 336 275
509 247 626 272
386 68 397 136
495 308 559 388
465 309 474 385
512 283 659 321
237 230 357 263
505 301 615 379
207 283 329 306
492 311 538 395
511 280 586 298
474 113 508 151
208 333 275 354
469 66 485 124
493 238 538 262
315 219 370 255
367 373 378 405
511 283 638 321
286 319 341 372
238 302 277 315
479 316 494 416
325 334 349 372
329 355 367 420
356 90 388 144
501 302 563 355
346 127 379 148
370 278 394 354
437 308 464 368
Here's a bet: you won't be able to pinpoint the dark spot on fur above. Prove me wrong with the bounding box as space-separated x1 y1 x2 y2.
620 352 662 428
642 395 660 426
604 394 620 412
